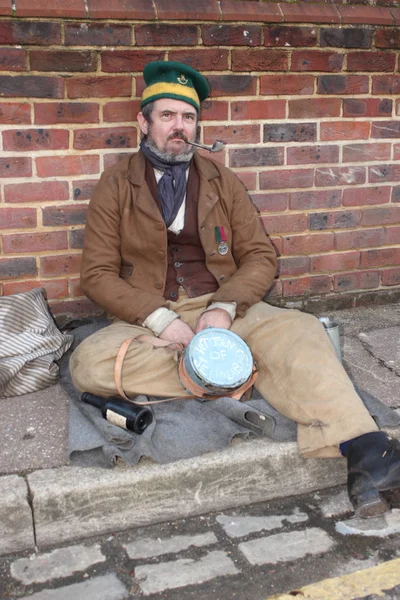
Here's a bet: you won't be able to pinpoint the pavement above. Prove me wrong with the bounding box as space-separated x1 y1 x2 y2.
1 301 400 568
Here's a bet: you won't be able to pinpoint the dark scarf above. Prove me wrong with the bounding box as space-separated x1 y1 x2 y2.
140 139 191 227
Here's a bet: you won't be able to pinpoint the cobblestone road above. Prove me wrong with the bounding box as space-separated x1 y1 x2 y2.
1 485 400 600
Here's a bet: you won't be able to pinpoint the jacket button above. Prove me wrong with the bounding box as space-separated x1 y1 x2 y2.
155 281 163 289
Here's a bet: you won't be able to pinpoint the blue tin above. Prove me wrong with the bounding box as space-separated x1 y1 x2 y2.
183 328 253 395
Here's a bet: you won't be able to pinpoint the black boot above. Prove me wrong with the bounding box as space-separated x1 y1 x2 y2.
346 431 400 518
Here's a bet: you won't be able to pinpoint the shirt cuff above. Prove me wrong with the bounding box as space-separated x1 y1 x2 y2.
203 301 237 321
143 307 180 336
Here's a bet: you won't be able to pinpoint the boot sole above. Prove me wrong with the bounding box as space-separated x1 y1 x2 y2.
354 486 400 519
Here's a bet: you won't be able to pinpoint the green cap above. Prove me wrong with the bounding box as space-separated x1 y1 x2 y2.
141 61 210 111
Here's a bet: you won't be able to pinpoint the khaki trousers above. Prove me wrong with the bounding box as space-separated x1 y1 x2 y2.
70 292 378 458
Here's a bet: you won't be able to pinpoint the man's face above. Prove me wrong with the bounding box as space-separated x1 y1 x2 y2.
138 98 198 162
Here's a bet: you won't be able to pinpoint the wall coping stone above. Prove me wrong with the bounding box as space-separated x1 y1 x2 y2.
2 0 397 26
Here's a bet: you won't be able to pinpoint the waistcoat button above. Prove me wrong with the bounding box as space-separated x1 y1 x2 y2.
177 277 184 283
155 281 163 289
174 262 181 268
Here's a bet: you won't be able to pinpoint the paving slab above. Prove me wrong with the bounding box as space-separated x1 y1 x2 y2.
19 573 129 600
28 440 348 548
0 475 35 555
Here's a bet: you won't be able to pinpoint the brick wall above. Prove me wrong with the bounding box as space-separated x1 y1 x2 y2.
1 0 400 320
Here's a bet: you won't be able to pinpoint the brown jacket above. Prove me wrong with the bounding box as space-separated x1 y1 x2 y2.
80 151 277 325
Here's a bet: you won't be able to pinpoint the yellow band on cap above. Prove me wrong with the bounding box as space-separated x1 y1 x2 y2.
142 81 200 106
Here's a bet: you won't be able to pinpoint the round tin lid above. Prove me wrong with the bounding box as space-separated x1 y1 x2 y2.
186 328 253 390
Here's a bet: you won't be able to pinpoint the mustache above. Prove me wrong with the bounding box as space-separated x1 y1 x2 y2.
167 131 187 142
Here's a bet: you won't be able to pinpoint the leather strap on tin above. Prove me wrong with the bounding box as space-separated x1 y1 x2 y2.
114 336 258 405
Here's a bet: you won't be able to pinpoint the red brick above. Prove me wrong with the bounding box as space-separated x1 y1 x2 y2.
202 24 261 47
343 143 390 163
371 121 400 139
260 75 314 96
200 100 229 121
234 172 256 191
264 123 316 143
73 179 97 201
372 75 400 94
310 210 361 230
207 74 257 97
0 206 36 229
40 254 82 277
36 155 99 177
333 270 380 292
74 126 137 150
204 124 260 145
317 75 368 95
264 26 317 47
30 51 97 73
0 76 63 98
4 181 69 203
101 50 165 73
67 76 131 99
65 23 131 47
0 0 11 15
0 21 61 45
348 51 396 72
281 4 340 23
291 51 343 72
232 49 287 72
360 247 400 267
335 227 385 250
382 267 400 286
393 144 400 160
3 129 69 152
385 225 400 244
262 213 308 234
0 257 37 279
369 164 400 183
315 166 366 187
389 8 400 26
338 5 393 25
343 98 392 117
290 189 342 210
362 206 400 226
283 275 332 297
170 49 228 72
34 102 99 125
42 204 88 226
70 277 83 297
103 100 140 123
0 157 31 178
260 169 313 191
230 147 284 168
197 147 227 166
375 28 400 48
3 279 68 300
135 24 197 46
288 98 340 119
278 256 310 277
3 231 68 254
103 152 131 170
87 0 155 18
320 121 370 141
15 0 85 17
0 48 26 71
251 193 288 213
283 233 334 255
231 100 285 121
343 186 390 206
391 186 400 202
311 251 360 273
222 1 282 22
69 228 85 248
321 28 372 49
157 0 220 20
0 102 31 124
287 145 339 166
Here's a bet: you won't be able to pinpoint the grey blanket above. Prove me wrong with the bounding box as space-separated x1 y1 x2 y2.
60 319 400 469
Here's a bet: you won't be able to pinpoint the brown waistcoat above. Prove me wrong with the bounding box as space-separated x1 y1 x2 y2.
145 159 219 301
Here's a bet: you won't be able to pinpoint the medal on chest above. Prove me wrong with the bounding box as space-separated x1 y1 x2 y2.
215 226 228 255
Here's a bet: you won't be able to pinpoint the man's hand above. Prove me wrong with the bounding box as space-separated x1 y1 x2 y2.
159 318 195 347
195 308 232 334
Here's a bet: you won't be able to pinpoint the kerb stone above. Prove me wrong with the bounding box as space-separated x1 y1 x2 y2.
0 475 34 555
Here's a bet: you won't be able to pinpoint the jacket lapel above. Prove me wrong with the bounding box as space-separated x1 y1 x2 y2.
194 154 221 227
127 151 164 224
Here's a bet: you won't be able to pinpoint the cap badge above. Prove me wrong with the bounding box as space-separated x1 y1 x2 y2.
177 74 188 85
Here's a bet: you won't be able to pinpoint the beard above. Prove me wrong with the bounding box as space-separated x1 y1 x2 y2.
143 128 200 164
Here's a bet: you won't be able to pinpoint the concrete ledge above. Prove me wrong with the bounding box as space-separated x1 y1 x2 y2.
29 439 348 549
0 475 35 555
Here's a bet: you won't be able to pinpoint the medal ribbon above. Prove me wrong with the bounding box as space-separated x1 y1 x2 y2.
215 226 227 243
